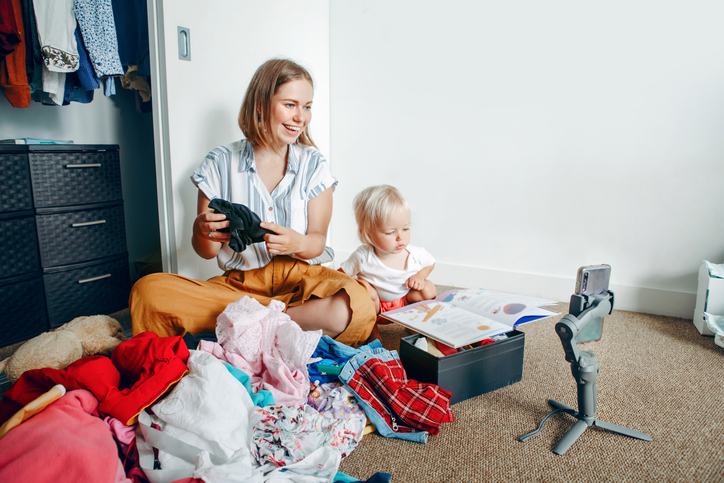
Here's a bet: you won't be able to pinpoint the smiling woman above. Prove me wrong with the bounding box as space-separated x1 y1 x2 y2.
129 59 377 347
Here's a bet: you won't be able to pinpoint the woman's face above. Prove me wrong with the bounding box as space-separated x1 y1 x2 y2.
269 79 313 148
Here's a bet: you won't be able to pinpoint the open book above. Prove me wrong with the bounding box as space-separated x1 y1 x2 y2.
381 288 559 348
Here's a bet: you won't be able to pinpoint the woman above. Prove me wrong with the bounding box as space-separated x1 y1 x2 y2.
129 58 376 347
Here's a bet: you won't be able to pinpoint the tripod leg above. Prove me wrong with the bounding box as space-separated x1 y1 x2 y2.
553 419 589 455
594 419 652 441
548 399 578 417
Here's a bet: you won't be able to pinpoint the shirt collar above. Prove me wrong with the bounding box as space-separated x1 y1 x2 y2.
239 139 300 174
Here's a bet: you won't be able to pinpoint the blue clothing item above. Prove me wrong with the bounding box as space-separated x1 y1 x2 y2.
223 363 275 408
74 27 100 91
63 72 94 104
339 348 428 443
74 0 124 77
111 0 149 74
334 472 392 483
309 336 383 384
103 76 115 96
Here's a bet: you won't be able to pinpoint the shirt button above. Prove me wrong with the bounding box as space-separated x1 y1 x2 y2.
268 207 273 211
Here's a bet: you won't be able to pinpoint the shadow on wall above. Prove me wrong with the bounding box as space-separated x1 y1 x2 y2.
133 250 164 281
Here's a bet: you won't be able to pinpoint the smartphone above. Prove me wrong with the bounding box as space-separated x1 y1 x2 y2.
573 264 611 343
575 264 611 297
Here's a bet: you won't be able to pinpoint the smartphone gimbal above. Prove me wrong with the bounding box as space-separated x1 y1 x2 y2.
519 291 651 455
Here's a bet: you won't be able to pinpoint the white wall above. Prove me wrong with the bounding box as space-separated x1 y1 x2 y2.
0 89 159 281
329 1 724 317
150 0 330 281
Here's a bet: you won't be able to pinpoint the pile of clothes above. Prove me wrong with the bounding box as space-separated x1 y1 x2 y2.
0 296 455 482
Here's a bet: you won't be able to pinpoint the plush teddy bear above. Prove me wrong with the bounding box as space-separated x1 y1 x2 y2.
0 315 127 384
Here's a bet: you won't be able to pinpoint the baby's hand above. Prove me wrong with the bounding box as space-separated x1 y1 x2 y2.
406 274 426 291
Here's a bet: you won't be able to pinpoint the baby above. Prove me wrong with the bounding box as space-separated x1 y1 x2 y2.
339 185 436 314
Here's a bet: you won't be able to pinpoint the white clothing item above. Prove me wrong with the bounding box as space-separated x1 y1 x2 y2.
33 0 79 73
191 139 338 271
151 351 257 468
339 244 435 301
41 67 65 105
263 446 340 483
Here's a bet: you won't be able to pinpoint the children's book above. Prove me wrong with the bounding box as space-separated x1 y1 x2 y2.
381 288 559 348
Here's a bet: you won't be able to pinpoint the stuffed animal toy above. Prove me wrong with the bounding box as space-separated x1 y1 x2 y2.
0 315 127 384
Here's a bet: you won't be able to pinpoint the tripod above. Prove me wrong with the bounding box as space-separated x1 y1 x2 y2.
519 292 651 455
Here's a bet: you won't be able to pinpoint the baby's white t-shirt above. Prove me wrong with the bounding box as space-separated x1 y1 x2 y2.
339 245 435 301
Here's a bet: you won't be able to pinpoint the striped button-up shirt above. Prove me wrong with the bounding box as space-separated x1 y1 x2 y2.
191 139 338 271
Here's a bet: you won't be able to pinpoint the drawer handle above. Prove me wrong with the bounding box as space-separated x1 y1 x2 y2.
71 220 107 227
65 163 102 168
78 274 111 284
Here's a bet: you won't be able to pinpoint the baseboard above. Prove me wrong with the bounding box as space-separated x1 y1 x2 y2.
334 252 696 319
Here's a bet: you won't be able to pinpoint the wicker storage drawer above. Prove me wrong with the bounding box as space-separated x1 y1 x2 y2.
0 150 33 213
28 147 122 209
0 144 130 344
0 214 41 279
35 203 127 267
43 254 131 328
0 273 49 346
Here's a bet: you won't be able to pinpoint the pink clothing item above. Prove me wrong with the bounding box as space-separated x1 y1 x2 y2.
104 415 136 447
197 296 321 407
0 389 132 482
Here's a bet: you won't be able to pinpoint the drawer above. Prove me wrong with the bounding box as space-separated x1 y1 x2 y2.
0 214 41 279
36 203 127 267
29 148 122 208
0 273 49 346
43 255 131 328
0 151 33 214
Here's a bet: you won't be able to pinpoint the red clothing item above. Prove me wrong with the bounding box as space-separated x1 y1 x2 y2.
347 356 454 435
0 0 30 107
0 0 21 55
0 332 189 425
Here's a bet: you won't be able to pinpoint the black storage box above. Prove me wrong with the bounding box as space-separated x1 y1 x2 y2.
399 330 525 405
0 273 49 346
43 254 131 328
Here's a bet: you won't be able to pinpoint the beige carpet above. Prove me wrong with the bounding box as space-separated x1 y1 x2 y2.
338 292 724 482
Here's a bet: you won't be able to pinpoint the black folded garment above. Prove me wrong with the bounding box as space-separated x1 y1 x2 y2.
208 198 275 252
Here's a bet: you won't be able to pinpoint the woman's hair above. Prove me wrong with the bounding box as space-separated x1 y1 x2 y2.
353 185 410 246
238 58 316 150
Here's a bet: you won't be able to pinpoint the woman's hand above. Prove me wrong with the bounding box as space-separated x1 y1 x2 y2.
192 191 230 259
193 210 231 243
260 187 333 260
260 222 304 256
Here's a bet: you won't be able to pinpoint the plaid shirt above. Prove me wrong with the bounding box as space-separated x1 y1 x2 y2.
343 350 454 437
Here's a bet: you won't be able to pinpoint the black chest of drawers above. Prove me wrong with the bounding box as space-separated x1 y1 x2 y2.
0 144 131 346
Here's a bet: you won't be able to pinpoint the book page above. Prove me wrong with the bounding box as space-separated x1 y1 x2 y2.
438 289 557 327
382 301 512 348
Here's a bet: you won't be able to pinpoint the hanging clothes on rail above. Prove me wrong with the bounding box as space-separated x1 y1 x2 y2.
32 0 79 105
0 0 31 107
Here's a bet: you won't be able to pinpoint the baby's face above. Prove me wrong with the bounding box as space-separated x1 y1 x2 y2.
369 209 411 257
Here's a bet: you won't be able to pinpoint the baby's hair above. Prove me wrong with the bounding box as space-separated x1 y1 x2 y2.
238 58 316 150
353 185 410 247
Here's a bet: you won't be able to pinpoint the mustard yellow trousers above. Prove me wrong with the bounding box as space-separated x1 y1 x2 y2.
129 256 377 347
